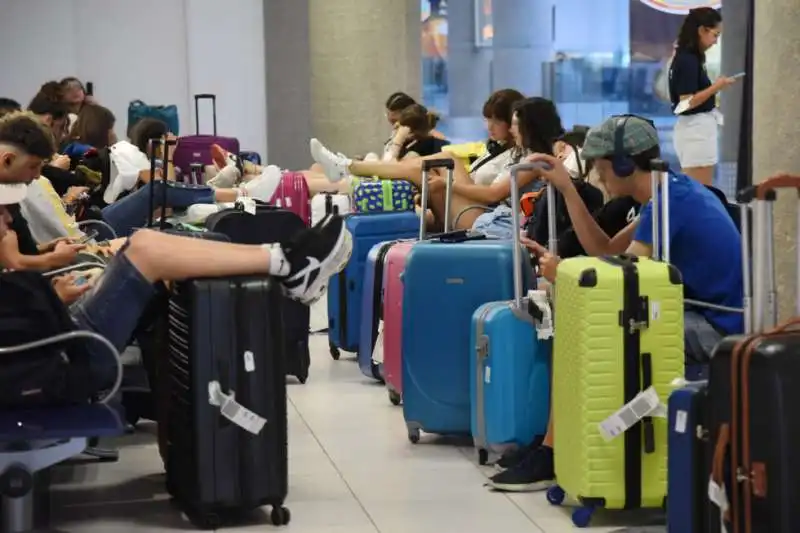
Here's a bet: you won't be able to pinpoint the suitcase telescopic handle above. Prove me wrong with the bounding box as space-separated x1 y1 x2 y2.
194 94 217 136
510 162 553 309
419 158 456 240
147 138 177 229
649 159 671 263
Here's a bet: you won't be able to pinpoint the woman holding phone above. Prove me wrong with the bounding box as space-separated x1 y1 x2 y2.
669 7 738 185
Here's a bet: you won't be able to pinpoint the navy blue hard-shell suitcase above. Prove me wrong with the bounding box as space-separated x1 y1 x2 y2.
356 240 398 381
327 212 419 359
667 381 711 533
470 165 551 464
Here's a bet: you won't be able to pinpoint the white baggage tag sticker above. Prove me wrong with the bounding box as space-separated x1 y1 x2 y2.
674 410 688 433
243 350 255 373
708 477 730 533
650 301 661 321
598 386 661 441
484 365 491 384
240 197 257 215
372 321 385 364
527 290 554 340
207 381 267 435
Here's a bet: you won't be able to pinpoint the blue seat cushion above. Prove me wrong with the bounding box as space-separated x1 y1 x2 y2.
0 404 125 441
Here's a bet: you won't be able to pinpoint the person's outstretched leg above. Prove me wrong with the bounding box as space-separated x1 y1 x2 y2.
310 139 425 187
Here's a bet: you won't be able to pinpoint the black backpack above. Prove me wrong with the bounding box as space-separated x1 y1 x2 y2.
525 179 605 245
0 272 97 407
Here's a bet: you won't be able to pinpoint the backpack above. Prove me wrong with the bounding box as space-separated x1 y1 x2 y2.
525 180 605 245
0 272 97 407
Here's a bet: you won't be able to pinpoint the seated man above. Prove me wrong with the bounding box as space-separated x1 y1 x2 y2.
487 115 743 492
0 111 352 396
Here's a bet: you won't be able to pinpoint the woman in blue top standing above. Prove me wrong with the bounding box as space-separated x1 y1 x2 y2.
669 7 738 186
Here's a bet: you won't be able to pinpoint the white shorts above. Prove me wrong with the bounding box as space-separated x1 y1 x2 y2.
673 110 720 168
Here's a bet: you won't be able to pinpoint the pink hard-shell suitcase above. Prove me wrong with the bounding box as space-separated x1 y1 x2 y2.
382 241 414 406
270 171 311 226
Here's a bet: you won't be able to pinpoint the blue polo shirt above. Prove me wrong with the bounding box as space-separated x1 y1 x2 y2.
634 172 743 335
669 50 715 115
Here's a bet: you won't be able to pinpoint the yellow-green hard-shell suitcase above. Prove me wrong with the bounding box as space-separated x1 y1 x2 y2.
547 254 684 526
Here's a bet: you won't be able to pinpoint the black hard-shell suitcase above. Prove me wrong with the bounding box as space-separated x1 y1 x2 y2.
205 203 311 384
707 176 800 533
164 276 290 529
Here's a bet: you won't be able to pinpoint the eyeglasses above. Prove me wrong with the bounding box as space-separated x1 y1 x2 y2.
708 29 721 38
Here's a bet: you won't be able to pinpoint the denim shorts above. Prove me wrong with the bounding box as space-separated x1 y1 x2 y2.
471 205 515 240
684 310 724 364
70 243 156 390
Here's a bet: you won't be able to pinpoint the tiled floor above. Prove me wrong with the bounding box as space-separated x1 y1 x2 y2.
49 333 664 532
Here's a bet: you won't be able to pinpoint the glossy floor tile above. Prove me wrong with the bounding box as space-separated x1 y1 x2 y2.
47 333 664 532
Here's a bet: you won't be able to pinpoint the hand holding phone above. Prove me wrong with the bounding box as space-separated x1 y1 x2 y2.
730 72 746 79
77 230 99 245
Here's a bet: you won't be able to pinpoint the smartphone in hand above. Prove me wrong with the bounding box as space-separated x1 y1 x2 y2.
77 230 99 245
730 72 746 79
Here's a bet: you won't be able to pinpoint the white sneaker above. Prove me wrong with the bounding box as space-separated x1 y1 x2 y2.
208 164 241 189
310 139 351 183
240 165 283 203
184 203 223 224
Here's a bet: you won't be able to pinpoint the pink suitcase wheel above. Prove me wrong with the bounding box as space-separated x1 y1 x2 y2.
388 389 401 406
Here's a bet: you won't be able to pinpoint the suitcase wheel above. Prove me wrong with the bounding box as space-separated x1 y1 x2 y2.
329 341 341 360
477 448 489 466
270 505 291 526
407 427 420 444
387 389 402 406
546 485 566 506
571 506 594 528
185 509 221 530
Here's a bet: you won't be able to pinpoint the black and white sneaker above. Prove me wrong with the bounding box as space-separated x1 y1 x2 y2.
486 445 555 492
493 435 545 471
281 214 352 304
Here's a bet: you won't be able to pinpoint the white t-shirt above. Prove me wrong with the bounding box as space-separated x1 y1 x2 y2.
469 149 514 186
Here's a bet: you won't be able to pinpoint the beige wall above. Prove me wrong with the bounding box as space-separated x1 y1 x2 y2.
753 0 800 321
308 0 422 156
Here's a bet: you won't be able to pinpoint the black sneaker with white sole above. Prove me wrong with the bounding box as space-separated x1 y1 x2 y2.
486 445 555 492
493 434 545 471
281 214 352 304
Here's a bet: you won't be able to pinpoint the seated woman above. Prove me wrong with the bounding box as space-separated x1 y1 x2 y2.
310 93 573 237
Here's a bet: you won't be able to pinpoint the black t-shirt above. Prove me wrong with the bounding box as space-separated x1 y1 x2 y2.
6 205 40 257
558 196 641 259
399 136 449 159
669 50 714 115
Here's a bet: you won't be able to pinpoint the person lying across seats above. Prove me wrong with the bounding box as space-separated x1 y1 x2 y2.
486 114 743 493
0 110 353 399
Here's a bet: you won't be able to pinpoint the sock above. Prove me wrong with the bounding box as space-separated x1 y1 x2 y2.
263 243 290 276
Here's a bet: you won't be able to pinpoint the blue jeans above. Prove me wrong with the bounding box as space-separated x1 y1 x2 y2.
472 205 515 240
70 242 156 389
101 181 216 237
684 310 723 365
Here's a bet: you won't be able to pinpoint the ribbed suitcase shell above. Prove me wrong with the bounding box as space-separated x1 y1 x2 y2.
357 241 397 381
552 256 683 510
164 277 288 528
382 241 414 405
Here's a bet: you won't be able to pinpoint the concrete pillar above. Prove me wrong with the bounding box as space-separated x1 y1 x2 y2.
263 0 312 170
308 0 422 155
491 0 554 96
717 0 748 197
753 0 800 321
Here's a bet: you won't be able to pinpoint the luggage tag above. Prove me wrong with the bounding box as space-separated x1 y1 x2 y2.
527 290 554 340
708 477 730 533
598 386 662 441
236 197 257 215
207 381 266 435
372 321 385 365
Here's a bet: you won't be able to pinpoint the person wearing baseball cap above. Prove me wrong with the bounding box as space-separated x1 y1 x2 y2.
488 114 744 493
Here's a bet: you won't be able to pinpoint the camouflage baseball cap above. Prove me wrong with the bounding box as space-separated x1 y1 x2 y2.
581 115 660 160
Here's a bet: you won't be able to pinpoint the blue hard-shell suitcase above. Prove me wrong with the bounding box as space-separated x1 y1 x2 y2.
357 241 399 381
327 212 419 358
470 297 550 464
667 381 710 533
402 236 528 442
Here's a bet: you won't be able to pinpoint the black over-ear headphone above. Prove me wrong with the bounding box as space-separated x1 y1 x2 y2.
610 114 656 178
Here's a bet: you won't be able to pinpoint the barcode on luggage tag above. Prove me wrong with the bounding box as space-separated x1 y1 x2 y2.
220 397 267 435
598 386 660 441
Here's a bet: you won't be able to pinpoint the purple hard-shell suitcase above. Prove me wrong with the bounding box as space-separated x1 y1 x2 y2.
173 94 239 179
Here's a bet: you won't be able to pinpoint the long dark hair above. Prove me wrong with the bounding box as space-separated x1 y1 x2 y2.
676 7 721 60
385 92 416 112
512 97 565 161
69 104 116 148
